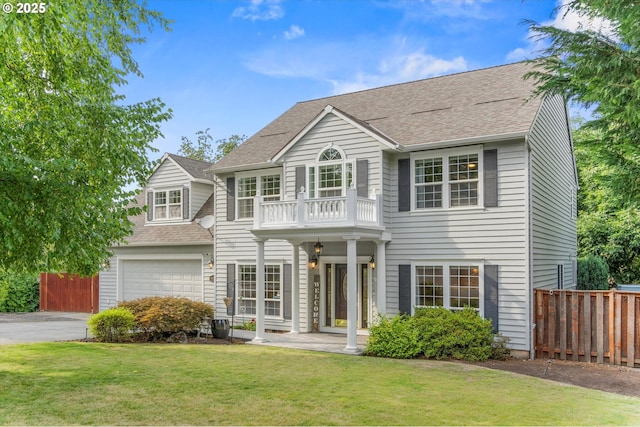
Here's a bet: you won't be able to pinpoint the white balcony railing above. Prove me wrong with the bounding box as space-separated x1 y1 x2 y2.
254 187 382 229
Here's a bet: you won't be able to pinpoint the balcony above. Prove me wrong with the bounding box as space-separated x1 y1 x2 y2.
253 187 383 230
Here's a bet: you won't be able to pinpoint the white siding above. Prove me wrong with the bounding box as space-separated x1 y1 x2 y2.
98 245 212 311
212 113 385 331
385 141 530 349
529 95 577 290
148 160 191 188
191 181 213 217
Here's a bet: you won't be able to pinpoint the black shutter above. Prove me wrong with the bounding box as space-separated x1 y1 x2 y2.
484 264 499 332
146 190 153 221
356 159 369 197
227 264 236 316
295 166 306 194
182 186 190 219
398 158 410 212
226 177 235 221
282 264 292 320
484 149 498 207
398 264 412 314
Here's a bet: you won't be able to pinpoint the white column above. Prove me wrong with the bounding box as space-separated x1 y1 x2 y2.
254 238 267 343
344 237 359 353
376 240 387 316
290 242 300 334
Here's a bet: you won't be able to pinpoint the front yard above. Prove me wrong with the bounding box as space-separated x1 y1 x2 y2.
0 342 638 425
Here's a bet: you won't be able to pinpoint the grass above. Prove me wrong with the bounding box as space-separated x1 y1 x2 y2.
0 342 639 426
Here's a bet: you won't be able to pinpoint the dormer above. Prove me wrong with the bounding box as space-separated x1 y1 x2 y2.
145 153 214 225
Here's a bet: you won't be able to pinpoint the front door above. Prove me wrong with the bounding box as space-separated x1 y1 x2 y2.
322 261 371 331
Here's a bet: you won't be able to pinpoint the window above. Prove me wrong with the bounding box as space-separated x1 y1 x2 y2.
237 264 281 317
154 189 182 220
412 148 481 210
415 263 481 311
557 264 564 289
237 177 256 219
236 174 281 219
308 145 354 198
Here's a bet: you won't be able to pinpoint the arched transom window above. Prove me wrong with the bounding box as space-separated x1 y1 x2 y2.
308 145 354 198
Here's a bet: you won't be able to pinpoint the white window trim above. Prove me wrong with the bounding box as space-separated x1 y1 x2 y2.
236 262 283 319
234 171 282 221
151 187 183 222
410 145 484 212
411 260 485 316
307 143 355 198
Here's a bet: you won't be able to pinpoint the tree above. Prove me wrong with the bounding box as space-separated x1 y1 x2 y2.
0 1 173 275
526 1 640 202
178 130 246 163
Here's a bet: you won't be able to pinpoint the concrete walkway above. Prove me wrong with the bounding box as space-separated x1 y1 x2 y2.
230 328 369 354
0 311 368 354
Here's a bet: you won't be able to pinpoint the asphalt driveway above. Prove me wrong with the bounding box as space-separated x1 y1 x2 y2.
0 311 91 345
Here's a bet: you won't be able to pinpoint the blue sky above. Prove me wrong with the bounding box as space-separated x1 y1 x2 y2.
122 0 572 158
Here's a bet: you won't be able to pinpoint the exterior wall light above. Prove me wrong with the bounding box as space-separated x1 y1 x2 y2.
369 255 375 270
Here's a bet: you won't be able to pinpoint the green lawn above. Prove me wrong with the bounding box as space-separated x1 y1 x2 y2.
0 342 638 426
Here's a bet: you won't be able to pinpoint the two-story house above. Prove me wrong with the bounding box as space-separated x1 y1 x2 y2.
208 61 576 357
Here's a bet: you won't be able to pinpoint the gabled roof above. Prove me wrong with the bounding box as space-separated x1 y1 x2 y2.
211 61 543 172
118 192 212 247
155 153 214 182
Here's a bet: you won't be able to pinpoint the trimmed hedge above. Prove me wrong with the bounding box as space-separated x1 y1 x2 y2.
366 307 502 362
88 307 135 342
118 296 213 339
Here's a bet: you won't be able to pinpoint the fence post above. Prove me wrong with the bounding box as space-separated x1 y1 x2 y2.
571 291 579 361
628 294 636 367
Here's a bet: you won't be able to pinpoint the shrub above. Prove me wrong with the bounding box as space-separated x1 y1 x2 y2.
0 269 39 312
236 318 256 331
88 307 135 342
118 296 213 339
365 314 421 359
414 307 494 362
490 333 512 361
577 255 610 290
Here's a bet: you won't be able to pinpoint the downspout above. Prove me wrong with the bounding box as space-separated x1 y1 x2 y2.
524 135 535 360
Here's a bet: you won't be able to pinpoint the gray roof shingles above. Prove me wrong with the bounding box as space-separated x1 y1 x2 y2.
167 153 214 180
212 62 542 171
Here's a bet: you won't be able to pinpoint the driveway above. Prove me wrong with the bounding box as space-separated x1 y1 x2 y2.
0 311 91 345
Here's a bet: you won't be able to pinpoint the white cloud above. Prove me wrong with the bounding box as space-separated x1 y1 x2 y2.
232 0 284 21
284 25 305 40
505 0 618 62
331 51 467 94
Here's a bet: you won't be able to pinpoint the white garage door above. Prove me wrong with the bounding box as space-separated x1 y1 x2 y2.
121 259 203 301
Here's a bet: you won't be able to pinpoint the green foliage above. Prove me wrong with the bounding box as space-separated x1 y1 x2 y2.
118 296 213 339
0 1 173 276
577 254 610 290
236 319 256 331
414 307 494 361
367 308 498 361
178 130 246 163
527 3 640 283
0 269 39 312
365 314 422 359
573 125 640 283
490 333 512 361
88 307 135 343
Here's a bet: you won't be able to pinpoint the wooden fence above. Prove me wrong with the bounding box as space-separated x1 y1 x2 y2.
40 273 99 313
534 289 640 367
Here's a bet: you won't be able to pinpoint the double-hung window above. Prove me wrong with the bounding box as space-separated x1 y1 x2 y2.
154 189 182 220
308 146 354 198
414 262 482 312
236 174 281 219
237 264 281 317
412 147 481 210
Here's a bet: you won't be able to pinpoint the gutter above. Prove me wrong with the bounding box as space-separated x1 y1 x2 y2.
397 131 529 152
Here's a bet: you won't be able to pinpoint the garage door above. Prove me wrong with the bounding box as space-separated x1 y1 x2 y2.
121 259 203 301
